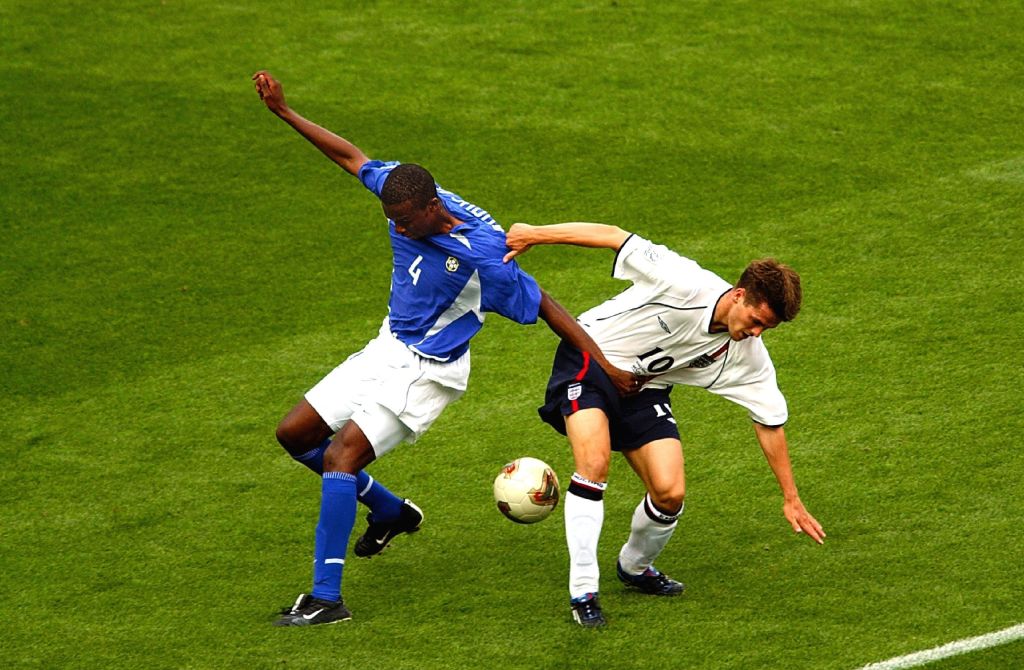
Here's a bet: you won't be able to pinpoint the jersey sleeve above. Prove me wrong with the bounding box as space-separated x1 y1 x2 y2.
709 341 789 426
429 225 542 325
612 234 705 299
712 375 789 426
358 160 400 198
477 259 542 324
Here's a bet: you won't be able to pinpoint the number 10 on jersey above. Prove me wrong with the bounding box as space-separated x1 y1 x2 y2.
638 347 674 374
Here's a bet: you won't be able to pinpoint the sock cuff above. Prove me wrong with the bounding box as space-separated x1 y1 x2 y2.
569 473 607 501
643 494 682 524
323 471 357 482
295 446 324 462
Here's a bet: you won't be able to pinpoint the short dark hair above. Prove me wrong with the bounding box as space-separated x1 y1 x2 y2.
380 163 438 209
737 258 802 322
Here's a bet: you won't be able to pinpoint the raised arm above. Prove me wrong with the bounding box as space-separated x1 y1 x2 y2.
252 71 369 177
753 422 826 544
503 222 631 262
537 288 645 396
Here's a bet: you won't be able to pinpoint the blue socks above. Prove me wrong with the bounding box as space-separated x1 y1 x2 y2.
291 439 405 522
312 472 357 602
292 434 410 602
356 471 404 522
293 440 327 474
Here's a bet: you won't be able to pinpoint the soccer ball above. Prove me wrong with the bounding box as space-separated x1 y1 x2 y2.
493 457 560 524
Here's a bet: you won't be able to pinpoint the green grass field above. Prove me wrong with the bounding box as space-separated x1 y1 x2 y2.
3 1 1023 668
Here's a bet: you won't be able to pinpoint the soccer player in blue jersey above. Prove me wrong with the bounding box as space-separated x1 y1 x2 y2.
252 71 637 626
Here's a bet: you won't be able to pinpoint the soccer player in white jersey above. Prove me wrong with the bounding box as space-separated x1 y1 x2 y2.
503 222 826 627
252 73 637 626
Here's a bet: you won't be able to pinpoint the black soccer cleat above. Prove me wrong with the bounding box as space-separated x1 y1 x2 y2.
570 593 607 628
353 499 424 557
274 593 352 627
616 561 685 596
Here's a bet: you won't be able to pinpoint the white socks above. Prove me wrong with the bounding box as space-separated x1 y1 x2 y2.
618 493 682 575
565 473 607 599
566 476 684 596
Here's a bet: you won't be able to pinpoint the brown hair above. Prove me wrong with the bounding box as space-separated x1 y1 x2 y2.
737 259 802 322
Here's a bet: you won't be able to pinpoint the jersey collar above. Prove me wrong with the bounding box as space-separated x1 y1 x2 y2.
703 289 732 335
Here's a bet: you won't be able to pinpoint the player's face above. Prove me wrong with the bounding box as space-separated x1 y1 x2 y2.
727 293 780 341
383 199 443 239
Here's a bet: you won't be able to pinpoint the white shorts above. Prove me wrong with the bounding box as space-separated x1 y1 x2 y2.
305 328 467 457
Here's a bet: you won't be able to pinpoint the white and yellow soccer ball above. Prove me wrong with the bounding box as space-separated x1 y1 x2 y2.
493 457 560 524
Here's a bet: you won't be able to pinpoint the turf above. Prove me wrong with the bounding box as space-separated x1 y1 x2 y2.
3 1 1023 669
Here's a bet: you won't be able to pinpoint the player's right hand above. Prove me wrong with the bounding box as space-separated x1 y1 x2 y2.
252 70 288 115
784 498 826 544
503 223 534 263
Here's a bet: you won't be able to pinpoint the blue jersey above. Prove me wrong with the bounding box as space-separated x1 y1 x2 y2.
358 160 542 362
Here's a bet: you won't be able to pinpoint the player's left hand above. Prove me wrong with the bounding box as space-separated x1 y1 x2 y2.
503 223 534 263
784 498 826 544
252 70 289 115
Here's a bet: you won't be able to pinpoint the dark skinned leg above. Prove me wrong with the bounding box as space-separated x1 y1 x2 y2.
277 400 405 516
276 398 333 458
322 419 377 474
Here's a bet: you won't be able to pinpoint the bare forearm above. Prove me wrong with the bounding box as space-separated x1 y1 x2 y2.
754 424 800 501
538 289 615 372
519 223 630 250
535 290 643 396
253 72 369 176
274 107 369 177
504 222 631 264
754 422 826 543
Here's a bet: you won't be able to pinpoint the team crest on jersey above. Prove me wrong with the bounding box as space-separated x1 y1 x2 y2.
657 315 671 333
445 256 460 272
567 383 582 401
687 354 716 369
687 342 730 369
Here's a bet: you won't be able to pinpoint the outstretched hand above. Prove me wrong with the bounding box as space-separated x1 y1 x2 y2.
252 70 288 115
503 223 535 263
783 498 826 544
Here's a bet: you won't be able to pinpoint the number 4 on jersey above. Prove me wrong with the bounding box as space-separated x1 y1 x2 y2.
408 255 423 285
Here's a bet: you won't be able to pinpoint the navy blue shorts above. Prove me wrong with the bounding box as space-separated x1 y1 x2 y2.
538 342 681 452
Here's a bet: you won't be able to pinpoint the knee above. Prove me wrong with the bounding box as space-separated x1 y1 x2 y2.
276 415 324 456
275 400 332 454
275 418 302 452
276 402 332 455
576 453 610 483
649 486 685 516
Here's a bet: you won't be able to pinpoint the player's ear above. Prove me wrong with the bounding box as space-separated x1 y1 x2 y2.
733 287 746 303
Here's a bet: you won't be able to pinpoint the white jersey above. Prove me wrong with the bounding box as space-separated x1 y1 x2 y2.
577 234 788 426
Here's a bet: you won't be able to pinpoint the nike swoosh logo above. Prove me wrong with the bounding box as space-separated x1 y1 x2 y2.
303 609 324 620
